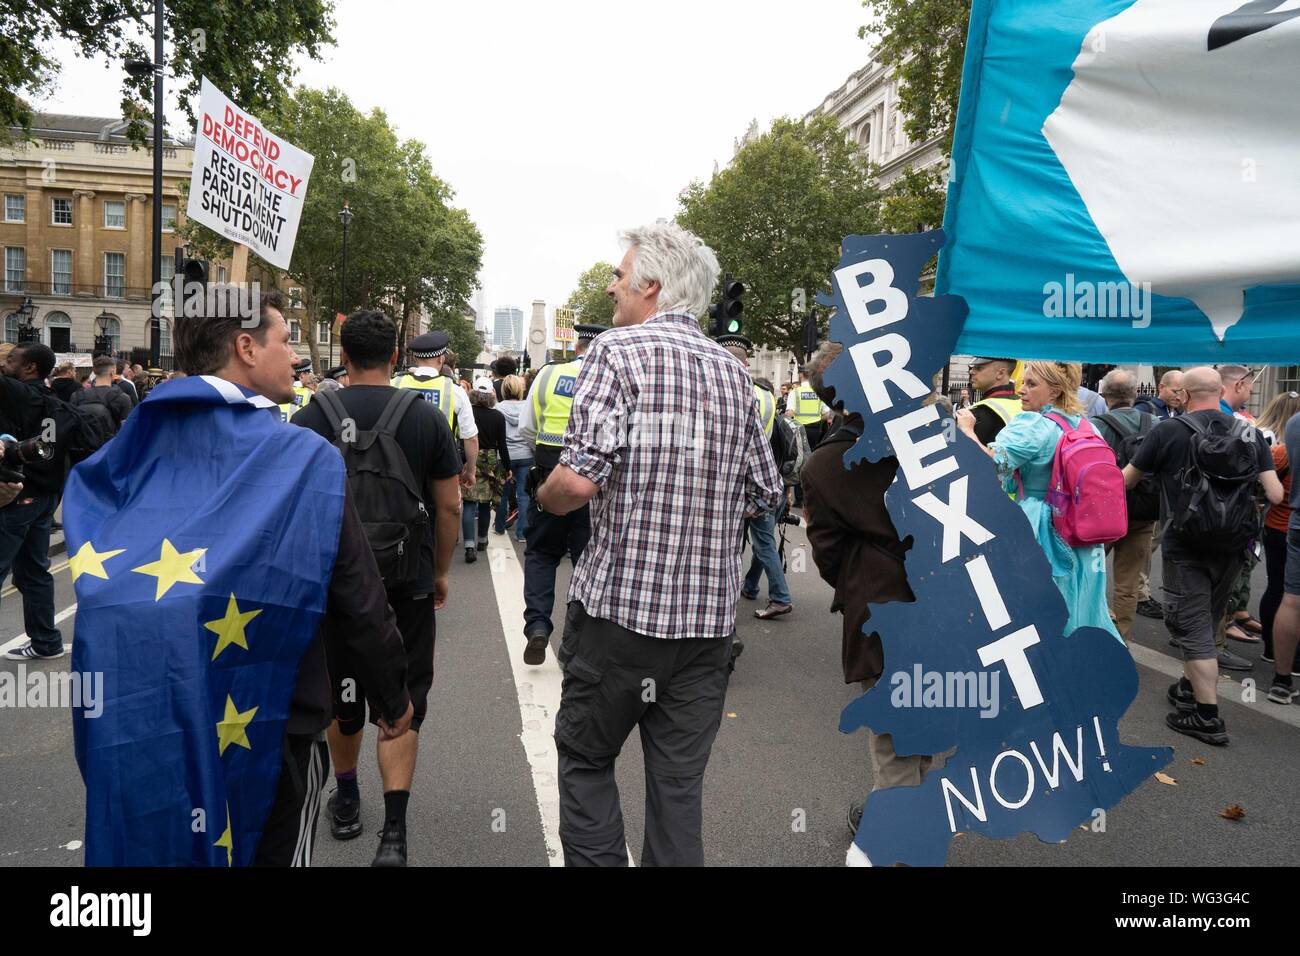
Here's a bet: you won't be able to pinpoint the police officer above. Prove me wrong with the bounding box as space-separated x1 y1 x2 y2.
966 357 1022 446
788 369 828 449
276 358 315 423
517 322 606 665
394 330 479 488
717 332 775 438
323 364 349 387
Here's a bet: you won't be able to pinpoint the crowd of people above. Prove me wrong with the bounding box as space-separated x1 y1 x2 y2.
0 218 1295 868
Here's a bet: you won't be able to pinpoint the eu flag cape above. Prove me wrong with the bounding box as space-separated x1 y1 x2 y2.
938 0 1300 363
65 375 345 866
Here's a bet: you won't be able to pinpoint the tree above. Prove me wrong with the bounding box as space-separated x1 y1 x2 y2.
861 0 972 157
2 1 336 146
564 262 616 325
179 86 483 372
676 114 881 352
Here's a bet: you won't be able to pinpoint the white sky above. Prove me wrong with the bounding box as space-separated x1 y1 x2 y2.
34 0 875 322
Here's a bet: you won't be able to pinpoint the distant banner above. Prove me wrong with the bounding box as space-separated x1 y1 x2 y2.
554 306 575 344
186 77 315 271
938 0 1300 364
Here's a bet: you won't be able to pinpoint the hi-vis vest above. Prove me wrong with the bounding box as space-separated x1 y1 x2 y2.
754 383 776 438
532 357 584 447
392 371 457 434
791 383 823 425
277 383 314 423
970 394 1022 428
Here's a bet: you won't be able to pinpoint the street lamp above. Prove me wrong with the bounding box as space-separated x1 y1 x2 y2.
15 297 38 343
124 0 164 367
94 310 115 356
337 201 352 367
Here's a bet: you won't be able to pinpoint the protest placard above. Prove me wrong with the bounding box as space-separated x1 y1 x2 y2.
185 77 314 271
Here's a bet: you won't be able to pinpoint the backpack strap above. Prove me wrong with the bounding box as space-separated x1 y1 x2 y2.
1042 411 1071 433
1096 412 1138 440
375 387 420 438
314 389 349 439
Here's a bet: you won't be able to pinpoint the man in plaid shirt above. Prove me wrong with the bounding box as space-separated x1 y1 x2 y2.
536 221 782 866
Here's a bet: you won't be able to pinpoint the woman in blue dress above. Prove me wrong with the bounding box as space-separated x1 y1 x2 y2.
956 360 1122 642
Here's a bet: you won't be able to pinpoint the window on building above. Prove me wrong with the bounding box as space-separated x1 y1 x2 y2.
52 197 73 225
159 257 175 316
104 252 125 298
159 317 173 364
3 194 23 223
317 320 330 346
1276 366 1300 396
289 319 301 343
162 204 177 232
4 247 25 292
104 200 126 229
51 249 72 294
3 313 18 344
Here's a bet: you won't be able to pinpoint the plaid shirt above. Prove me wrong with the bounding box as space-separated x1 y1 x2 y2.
559 312 783 639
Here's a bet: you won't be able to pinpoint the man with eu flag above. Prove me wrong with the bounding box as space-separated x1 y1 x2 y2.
65 287 413 867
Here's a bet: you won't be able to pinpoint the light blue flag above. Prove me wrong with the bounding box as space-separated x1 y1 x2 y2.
938 0 1300 364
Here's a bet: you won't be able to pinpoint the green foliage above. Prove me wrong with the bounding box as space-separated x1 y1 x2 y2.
860 0 972 157
676 114 881 352
879 164 947 234
2 0 335 146
564 261 616 326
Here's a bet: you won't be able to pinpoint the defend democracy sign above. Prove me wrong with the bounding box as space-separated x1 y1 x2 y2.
823 231 1172 867
938 0 1300 364
185 77 314 271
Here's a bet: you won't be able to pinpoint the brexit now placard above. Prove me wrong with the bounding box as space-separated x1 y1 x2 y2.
186 77 314 271
823 231 1172 867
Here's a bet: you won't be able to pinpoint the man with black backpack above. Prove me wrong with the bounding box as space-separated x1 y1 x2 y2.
1125 367 1282 746
71 354 132 437
292 310 462 866
1092 369 1159 640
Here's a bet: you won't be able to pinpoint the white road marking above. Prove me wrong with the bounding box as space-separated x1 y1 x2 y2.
2 559 69 598
485 538 635 867
0 603 78 656
1128 642 1300 730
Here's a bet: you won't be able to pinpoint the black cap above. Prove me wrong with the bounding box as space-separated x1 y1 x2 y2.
714 332 753 352
408 330 450 359
324 365 347 381
575 323 608 343
969 356 1016 368
293 358 313 375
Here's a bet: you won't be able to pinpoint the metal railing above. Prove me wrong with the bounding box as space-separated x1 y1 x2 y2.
1 280 158 300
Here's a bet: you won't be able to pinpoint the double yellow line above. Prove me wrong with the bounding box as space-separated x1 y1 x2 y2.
1 558 69 599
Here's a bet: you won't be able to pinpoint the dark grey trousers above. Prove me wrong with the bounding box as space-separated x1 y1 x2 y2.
554 601 732 867
1162 543 1243 662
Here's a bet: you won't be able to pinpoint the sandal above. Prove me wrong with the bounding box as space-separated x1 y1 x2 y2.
755 603 792 620
1233 613 1263 634
1225 623 1260 644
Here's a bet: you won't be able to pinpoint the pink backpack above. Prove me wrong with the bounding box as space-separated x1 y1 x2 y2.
1040 412 1128 547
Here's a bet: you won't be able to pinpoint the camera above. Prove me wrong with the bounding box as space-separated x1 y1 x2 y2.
779 511 801 527
0 433 53 484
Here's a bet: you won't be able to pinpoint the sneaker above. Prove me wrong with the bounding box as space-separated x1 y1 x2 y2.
1166 681 1196 713
1267 681 1299 705
739 590 758 601
327 792 363 841
1216 649 1252 672
847 801 864 837
1165 710 1229 746
464 547 477 564
523 631 548 666
371 822 407 867
477 537 488 549
3 642 66 661
728 638 745 673
1136 599 1164 620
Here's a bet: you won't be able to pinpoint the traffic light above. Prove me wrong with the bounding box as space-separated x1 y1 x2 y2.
708 274 745 337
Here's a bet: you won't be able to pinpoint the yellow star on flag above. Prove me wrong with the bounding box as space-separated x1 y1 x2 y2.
131 538 206 601
204 594 262 662
213 804 233 867
215 695 258 756
68 541 125 583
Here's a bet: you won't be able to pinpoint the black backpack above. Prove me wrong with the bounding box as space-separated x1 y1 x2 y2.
315 389 429 589
1167 414 1260 550
770 415 801 479
72 386 123 436
1096 411 1160 521
46 393 113 464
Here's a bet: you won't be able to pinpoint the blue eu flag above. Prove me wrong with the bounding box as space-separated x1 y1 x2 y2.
64 375 345 866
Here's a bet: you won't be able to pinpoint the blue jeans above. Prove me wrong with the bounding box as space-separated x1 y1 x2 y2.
743 508 792 606
0 493 63 653
462 499 493 550
523 502 590 637
500 456 533 541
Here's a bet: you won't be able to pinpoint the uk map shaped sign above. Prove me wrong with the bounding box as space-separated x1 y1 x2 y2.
823 231 1172 867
